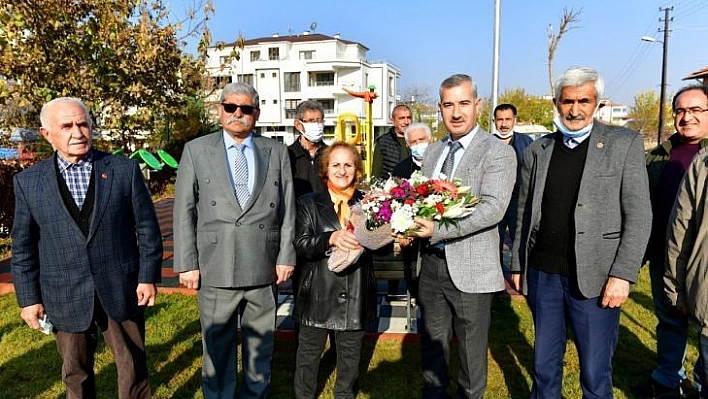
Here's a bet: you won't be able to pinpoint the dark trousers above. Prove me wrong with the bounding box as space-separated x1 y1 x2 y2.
198 284 277 399
498 199 518 272
293 325 365 399
418 253 494 399
648 252 690 388
527 267 620 399
55 295 150 399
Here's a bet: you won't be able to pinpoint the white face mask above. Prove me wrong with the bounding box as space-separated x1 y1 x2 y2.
493 130 514 139
301 122 324 142
410 142 429 160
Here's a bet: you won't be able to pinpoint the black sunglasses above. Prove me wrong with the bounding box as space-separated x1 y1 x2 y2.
221 103 256 115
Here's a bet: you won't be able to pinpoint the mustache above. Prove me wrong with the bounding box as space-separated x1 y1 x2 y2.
227 116 248 124
564 114 586 121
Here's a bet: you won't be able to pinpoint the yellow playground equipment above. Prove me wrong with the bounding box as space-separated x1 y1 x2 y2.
336 85 377 178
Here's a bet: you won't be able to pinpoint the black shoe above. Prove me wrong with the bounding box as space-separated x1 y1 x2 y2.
631 377 682 398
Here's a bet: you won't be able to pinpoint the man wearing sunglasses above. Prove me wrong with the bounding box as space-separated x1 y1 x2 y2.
173 82 296 398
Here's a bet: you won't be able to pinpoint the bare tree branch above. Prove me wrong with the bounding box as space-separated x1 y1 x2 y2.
547 7 582 96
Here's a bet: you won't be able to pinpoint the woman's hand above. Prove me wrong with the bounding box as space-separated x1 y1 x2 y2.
329 229 362 251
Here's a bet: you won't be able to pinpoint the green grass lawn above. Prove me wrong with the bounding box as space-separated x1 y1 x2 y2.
0 266 699 398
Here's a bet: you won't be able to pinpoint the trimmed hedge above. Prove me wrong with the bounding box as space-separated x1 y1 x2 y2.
0 158 175 240
0 159 33 238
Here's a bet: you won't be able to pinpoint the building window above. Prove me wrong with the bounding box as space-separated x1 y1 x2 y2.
238 74 254 86
250 51 260 61
309 72 334 87
318 99 335 115
284 72 301 92
285 99 300 119
268 47 279 60
273 99 277 105
299 50 314 60
272 72 277 78
260 72 265 78
219 56 231 65
389 76 394 93
214 76 232 86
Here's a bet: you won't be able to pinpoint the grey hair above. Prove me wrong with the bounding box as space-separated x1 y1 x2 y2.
220 82 260 107
439 74 477 99
404 123 432 142
295 100 324 120
554 66 604 101
39 97 92 128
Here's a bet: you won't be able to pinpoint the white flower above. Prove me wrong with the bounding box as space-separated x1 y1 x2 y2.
409 170 429 185
442 202 475 219
383 177 398 193
390 207 417 233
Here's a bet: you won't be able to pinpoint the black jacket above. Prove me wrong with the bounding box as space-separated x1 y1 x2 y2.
288 137 327 199
292 191 377 330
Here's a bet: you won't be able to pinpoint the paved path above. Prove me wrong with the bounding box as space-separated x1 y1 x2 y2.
0 197 520 334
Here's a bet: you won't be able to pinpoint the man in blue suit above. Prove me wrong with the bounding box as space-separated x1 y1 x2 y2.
492 103 533 273
11 97 163 398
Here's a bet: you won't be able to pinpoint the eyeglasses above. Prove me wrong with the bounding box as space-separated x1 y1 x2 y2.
673 107 708 118
221 103 256 115
300 118 324 124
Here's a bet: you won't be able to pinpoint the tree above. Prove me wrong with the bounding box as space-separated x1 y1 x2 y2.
399 84 440 136
478 88 554 132
628 90 672 145
0 0 215 151
547 7 582 96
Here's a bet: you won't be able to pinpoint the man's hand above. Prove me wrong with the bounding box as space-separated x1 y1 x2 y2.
407 217 434 239
136 283 157 306
179 269 201 290
20 303 45 331
600 276 630 308
511 274 523 293
275 265 295 285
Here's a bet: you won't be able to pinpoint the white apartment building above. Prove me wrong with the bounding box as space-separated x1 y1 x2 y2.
597 100 630 126
205 33 401 145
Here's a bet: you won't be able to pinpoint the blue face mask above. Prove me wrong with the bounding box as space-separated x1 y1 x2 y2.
554 116 593 139
410 142 429 160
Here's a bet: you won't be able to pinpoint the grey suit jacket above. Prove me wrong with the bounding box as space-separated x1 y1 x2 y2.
510 121 652 298
173 132 296 288
421 129 516 293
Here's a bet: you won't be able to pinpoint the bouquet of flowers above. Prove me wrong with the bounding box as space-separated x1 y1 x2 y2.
327 171 481 272
360 171 480 236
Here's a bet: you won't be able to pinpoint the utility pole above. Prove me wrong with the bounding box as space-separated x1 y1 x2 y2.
491 0 501 132
657 6 672 145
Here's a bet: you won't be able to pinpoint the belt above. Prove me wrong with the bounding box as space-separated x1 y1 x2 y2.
422 245 446 260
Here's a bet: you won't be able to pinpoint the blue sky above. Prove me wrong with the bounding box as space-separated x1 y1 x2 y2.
172 0 708 106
